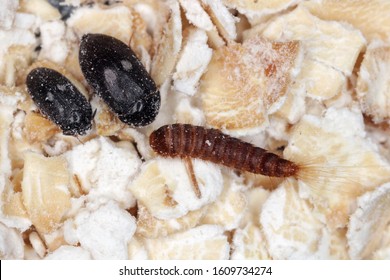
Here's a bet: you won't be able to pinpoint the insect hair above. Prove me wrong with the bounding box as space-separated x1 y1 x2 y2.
286 150 390 198
149 124 299 178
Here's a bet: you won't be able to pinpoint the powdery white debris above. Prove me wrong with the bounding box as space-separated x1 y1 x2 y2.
1 93 35 233
130 157 223 220
127 237 149 260
13 12 37 30
347 183 390 259
0 24 36 55
0 0 19 30
45 245 92 260
62 218 78 246
173 96 205 125
179 0 214 31
65 137 141 209
0 14 37 86
143 225 229 259
38 20 69 64
173 28 212 96
0 222 24 259
260 180 333 259
65 201 136 259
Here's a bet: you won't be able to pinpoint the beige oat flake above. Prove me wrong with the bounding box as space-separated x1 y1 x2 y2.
303 0 390 42
67 4 134 44
136 203 205 238
356 42 390 124
129 157 223 219
21 152 71 234
201 36 300 135
151 0 182 86
143 225 229 259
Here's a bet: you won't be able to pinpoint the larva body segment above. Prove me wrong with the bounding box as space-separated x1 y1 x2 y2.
149 124 299 178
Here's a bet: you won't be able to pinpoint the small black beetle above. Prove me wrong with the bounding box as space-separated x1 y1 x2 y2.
26 67 93 135
79 33 160 127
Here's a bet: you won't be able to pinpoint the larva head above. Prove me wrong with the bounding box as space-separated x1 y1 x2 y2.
149 125 172 157
79 33 161 127
26 67 93 136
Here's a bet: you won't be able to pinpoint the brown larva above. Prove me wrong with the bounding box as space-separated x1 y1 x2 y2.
149 124 299 178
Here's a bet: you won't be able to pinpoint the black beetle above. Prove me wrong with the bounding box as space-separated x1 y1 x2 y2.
79 33 160 127
26 67 93 135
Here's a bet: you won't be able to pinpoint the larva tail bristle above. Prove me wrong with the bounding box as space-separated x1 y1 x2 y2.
295 163 364 197
284 149 390 198
295 163 390 200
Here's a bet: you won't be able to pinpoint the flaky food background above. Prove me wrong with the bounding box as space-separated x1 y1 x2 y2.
1 0 390 260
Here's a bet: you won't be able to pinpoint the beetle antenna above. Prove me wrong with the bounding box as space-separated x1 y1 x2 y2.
75 135 84 145
92 108 97 119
